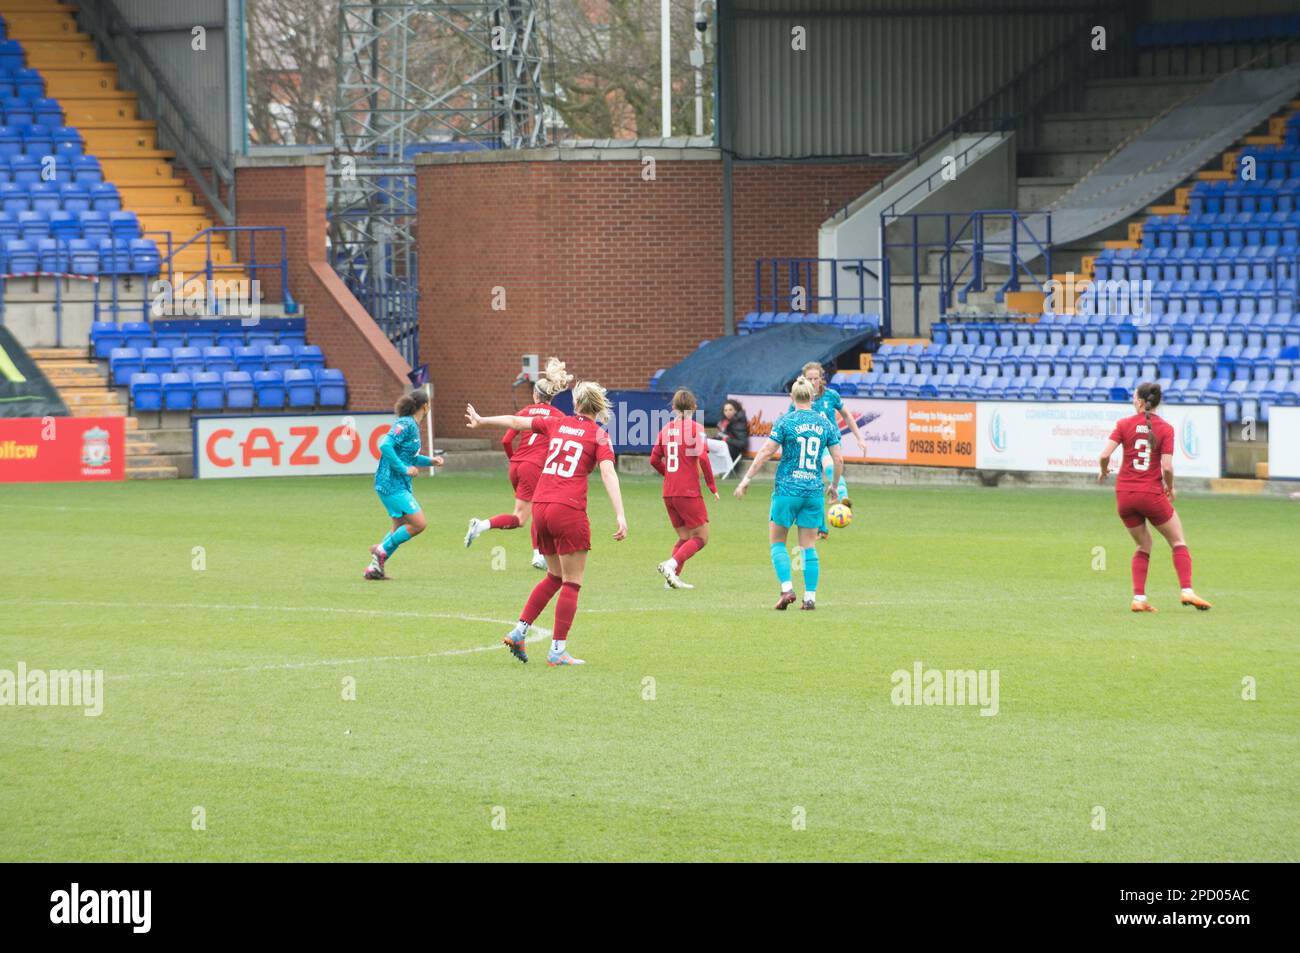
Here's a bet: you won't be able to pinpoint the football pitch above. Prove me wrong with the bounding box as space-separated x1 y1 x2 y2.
1 474 1296 862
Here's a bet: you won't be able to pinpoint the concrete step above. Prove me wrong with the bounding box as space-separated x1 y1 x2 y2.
432 437 497 451
126 464 179 480
1035 111 1152 151
1209 477 1266 495
1081 75 1213 114
438 450 509 473
123 451 173 467
1017 176 1074 209
27 347 88 361
48 386 117 400
1017 147 1110 179
135 428 194 454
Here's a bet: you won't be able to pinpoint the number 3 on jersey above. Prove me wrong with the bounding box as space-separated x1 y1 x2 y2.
543 438 584 478
1133 437 1151 471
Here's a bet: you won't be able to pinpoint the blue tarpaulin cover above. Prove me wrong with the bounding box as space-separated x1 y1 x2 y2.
656 325 878 424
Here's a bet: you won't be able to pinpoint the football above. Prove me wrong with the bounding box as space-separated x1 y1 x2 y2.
828 502 852 528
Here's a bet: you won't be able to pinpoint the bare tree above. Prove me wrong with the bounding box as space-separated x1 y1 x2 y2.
243 1 714 146
246 0 339 144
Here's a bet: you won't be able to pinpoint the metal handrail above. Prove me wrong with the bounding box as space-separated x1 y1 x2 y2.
154 226 294 313
753 257 892 336
883 210 1053 326
832 2 1130 223
76 0 235 224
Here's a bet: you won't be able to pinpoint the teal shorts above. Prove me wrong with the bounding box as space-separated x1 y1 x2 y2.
769 494 824 529
378 489 421 519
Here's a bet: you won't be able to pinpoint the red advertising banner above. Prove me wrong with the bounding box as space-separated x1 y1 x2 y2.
0 416 125 483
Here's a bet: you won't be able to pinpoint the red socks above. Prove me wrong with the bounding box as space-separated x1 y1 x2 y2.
1172 545 1193 589
1131 550 1150 596
489 514 521 530
521 573 562 624
554 581 581 641
671 537 705 570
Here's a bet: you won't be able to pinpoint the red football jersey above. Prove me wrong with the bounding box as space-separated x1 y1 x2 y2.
1109 413 1174 492
503 402 561 466
650 417 717 498
530 413 615 511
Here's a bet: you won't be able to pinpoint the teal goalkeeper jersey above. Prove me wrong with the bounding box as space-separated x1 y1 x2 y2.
768 408 840 498
374 415 426 495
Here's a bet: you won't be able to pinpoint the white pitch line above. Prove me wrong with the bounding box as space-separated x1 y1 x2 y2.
0 598 548 681
5 598 514 628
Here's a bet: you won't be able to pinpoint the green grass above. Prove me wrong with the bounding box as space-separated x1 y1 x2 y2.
0 474 1296 861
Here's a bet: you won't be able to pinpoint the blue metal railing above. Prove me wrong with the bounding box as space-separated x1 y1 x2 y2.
336 262 419 368
882 210 1053 329
0 227 298 335
154 226 295 316
754 257 892 336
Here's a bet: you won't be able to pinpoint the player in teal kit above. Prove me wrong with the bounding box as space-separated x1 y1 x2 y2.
364 390 444 579
786 360 867 536
735 375 844 610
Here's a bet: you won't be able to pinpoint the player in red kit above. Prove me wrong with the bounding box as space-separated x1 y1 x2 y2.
466 380 628 666
1098 381 1212 612
464 358 572 570
650 388 719 590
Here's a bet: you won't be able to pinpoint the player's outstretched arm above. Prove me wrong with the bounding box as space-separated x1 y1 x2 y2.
840 408 867 456
598 459 628 540
735 440 777 498
1098 438 1119 483
826 446 845 501
466 404 531 431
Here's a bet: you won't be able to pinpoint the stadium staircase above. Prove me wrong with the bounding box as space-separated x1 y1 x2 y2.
0 0 249 296
835 95 1300 481
28 345 181 477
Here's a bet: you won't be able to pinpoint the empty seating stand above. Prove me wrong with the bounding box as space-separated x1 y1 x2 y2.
97 318 347 413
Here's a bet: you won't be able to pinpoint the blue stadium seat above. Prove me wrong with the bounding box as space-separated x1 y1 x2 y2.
254 370 286 408
129 372 161 411
294 344 324 370
285 369 316 408
193 372 224 410
173 346 204 373
234 345 265 373
224 371 255 409
263 344 294 373
90 322 123 359
317 369 347 408
161 372 194 411
202 346 235 374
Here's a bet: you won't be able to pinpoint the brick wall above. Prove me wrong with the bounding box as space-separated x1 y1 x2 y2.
234 157 410 412
416 151 891 432
733 161 894 327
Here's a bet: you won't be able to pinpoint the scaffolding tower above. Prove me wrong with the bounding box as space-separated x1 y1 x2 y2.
332 1 552 366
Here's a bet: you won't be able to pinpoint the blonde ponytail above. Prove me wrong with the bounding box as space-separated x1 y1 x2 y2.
533 357 573 402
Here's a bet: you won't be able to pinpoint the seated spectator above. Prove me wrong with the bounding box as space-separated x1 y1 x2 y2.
717 398 749 472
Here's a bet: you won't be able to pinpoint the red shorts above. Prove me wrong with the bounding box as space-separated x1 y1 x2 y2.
509 461 542 502
664 495 708 529
531 502 591 555
1116 490 1175 528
